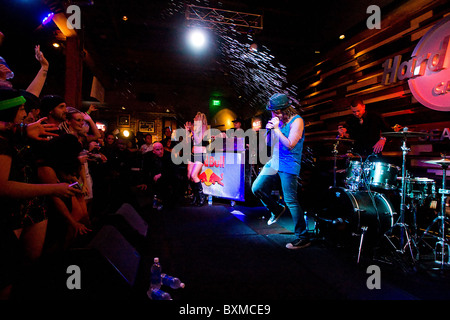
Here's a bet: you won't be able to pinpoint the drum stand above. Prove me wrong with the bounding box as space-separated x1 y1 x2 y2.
332 141 339 188
384 138 418 261
419 162 450 268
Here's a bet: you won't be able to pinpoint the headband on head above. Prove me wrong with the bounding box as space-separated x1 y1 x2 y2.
0 96 26 111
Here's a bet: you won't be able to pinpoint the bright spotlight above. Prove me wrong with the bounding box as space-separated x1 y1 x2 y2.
187 28 207 50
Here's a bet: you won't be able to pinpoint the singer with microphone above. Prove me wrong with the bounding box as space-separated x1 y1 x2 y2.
337 99 390 158
251 93 310 249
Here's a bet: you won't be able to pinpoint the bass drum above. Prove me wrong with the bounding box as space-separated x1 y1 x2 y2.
319 187 395 241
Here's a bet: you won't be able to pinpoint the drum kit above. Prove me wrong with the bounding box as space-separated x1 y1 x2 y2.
320 129 450 267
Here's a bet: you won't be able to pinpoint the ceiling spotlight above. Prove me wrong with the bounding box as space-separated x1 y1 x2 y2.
122 16 128 21
339 34 345 40
52 42 60 48
187 28 207 50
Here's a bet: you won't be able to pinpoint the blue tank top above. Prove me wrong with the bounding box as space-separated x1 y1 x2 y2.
269 115 304 175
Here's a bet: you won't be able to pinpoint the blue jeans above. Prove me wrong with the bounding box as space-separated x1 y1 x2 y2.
251 164 307 239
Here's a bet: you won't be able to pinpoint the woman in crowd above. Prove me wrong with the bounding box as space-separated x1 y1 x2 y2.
64 106 101 202
0 89 81 298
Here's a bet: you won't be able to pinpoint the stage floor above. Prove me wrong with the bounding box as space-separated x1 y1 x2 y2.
13 197 450 303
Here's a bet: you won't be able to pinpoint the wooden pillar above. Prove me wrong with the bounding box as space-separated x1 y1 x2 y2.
65 36 83 109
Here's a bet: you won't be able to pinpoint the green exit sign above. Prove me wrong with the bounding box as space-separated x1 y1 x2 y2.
212 99 221 106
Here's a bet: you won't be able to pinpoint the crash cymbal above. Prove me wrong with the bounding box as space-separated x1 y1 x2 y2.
336 153 360 159
382 131 430 138
423 158 450 165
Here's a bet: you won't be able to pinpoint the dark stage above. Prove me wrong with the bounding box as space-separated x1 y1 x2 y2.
11 193 450 304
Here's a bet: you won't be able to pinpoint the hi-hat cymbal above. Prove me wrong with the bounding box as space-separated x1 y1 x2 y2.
382 131 430 138
423 158 450 165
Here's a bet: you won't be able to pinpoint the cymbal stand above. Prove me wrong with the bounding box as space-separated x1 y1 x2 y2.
384 137 418 261
420 162 450 268
332 141 339 188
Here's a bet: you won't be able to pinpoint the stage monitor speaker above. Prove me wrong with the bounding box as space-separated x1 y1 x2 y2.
114 203 148 237
87 225 141 287
13 229 141 299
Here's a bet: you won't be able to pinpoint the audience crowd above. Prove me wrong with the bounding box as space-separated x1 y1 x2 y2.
0 33 188 299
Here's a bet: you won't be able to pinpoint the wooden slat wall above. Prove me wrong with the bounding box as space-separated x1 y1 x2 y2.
292 0 450 182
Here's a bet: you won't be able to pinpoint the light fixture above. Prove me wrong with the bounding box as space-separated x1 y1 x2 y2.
339 34 345 40
42 12 54 26
52 42 60 48
187 28 207 51
122 130 130 137
122 16 128 21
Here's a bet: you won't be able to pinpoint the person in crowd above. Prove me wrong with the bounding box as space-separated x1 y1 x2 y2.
21 45 48 125
106 137 137 210
0 31 14 89
93 132 117 213
161 126 176 153
232 117 243 130
252 93 309 249
22 90 41 124
38 95 67 135
64 106 101 211
337 99 390 158
141 141 181 209
37 100 93 252
140 133 153 154
0 89 81 299
85 139 107 220
25 45 49 100
101 132 117 160
41 133 92 252
1 44 48 124
185 112 209 206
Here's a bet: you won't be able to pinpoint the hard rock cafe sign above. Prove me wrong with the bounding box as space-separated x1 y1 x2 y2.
381 16 450 111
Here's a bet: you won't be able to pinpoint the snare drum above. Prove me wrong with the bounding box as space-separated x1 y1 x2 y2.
365 161 400 190
407 177 436 201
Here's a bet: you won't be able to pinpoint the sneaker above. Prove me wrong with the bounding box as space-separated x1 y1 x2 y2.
286 238 311 250
267 205 286 225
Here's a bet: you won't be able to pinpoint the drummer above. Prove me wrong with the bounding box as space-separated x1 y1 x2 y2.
337 99 390 159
